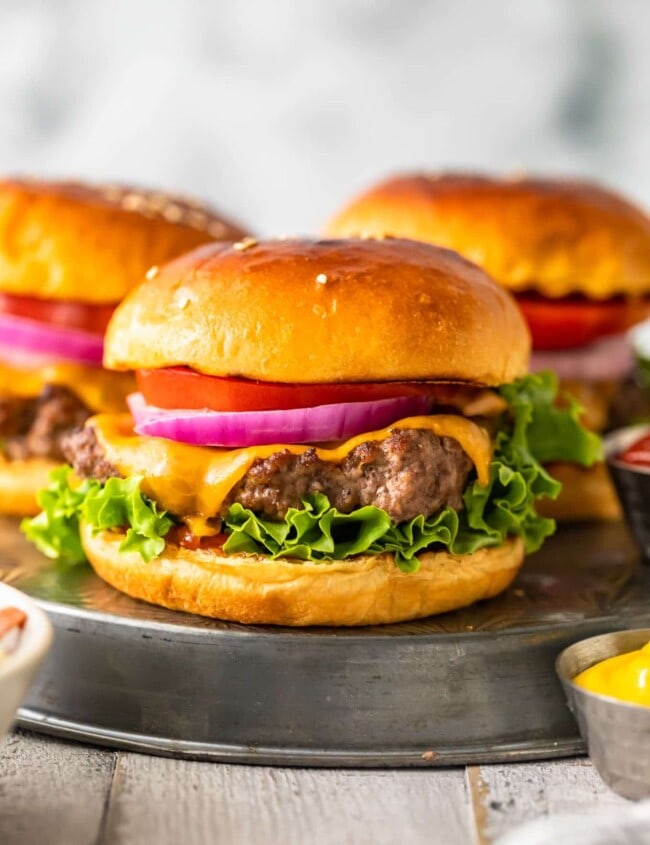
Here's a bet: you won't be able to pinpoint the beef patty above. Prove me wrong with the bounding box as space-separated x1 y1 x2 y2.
0 385 92 463
61 423 119 482
64 425 474 523
225 429 472 522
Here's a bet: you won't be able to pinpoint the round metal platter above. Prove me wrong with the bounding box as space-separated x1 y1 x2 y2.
2 517 649 767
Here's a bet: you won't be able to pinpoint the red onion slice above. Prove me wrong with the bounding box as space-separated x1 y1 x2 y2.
0 341 63 371
128 392 433 448
530 333 634 382
0 312 104 366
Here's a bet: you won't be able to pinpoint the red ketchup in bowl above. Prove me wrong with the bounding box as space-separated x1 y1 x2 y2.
619 433 650 468
0 606 27 659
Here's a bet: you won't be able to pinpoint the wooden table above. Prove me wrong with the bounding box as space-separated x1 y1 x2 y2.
0 730 627 845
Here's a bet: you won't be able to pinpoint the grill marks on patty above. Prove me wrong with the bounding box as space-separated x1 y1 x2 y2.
65 426 474 523
0 385 92 462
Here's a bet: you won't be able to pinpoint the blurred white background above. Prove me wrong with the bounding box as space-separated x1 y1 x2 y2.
0 0 648 233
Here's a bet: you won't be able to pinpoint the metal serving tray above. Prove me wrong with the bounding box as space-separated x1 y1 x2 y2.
1 517 648 767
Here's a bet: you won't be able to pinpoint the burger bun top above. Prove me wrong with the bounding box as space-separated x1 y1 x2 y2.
0 178 247 303
105 236 530 385
324 174 650 300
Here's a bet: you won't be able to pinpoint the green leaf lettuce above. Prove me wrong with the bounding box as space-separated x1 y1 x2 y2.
21 468 173 564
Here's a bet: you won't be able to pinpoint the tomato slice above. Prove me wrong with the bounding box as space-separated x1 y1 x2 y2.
0 293 115 334
516 294 650 351
137 367 452 412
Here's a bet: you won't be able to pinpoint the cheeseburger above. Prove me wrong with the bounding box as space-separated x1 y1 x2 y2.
324 174 650 521
0 178 246 515
24 238 599 626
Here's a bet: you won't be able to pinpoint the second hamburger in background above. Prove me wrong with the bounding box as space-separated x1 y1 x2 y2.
24 237 600 625
0 179 246 515
325 173 650 521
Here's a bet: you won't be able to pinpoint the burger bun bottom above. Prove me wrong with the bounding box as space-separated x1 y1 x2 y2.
81 524 524 626
538 461 622 523
0 457 58 516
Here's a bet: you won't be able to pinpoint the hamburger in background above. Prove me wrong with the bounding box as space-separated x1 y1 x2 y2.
324 173 650 521
0 178 246 515
23 237 599 626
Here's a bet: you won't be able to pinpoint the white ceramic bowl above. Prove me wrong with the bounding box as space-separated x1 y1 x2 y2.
0 582 52 740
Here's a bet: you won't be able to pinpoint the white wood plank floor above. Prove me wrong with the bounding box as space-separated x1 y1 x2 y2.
0 730 627 845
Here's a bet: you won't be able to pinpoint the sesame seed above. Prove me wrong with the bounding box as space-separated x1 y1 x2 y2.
146 265 159 280
182 194 207 210
122 192 145 211
177 296 190 309
186 210 209 229
233 236 258 251
163 203 183 222
150 192 172 209
102 185 126 202
207 221 227 238
316 273 328 284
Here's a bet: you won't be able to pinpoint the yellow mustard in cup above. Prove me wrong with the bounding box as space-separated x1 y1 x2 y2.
574 641 650 706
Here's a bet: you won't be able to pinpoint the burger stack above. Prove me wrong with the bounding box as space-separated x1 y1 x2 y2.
22 230 600 625
0 179 245 515
325 174 650 522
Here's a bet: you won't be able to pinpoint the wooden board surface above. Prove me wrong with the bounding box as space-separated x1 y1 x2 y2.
0 731 115 845
0 730 627 845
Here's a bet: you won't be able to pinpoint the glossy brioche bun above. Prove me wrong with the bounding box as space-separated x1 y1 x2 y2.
0 178 247 303
81 524 524 626
538 461 622 523
0 457 58 516
105 237 530 385
324 174 650 300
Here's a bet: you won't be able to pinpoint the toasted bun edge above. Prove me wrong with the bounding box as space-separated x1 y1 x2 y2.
81 525 524 626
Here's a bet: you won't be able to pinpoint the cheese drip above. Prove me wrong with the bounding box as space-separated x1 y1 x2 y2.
0 361 134 413
90 413 492 535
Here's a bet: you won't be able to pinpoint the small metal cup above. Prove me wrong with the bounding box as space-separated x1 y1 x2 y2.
556 629 650 800
605 425 650 563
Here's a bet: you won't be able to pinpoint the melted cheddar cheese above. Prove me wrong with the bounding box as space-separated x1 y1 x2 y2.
90 413 492 535
0 362 134 413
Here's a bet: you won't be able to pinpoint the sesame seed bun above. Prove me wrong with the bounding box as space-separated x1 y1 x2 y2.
80 523 524 626
324 174 650 300
0 178 248 303
104 237 530 386
0 178 247 517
